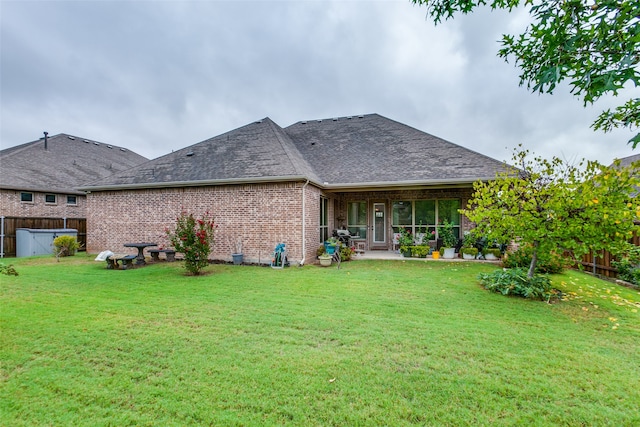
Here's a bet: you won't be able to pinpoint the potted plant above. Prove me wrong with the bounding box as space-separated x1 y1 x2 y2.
228 236 245 265
318 253 333 266
438 220 458 259
324 237 340 255
461 247 479 260
483 248 502 260
398 227 414 257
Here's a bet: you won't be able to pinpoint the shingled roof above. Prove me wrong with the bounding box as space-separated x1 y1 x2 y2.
0 133 148 194
82 114 509 191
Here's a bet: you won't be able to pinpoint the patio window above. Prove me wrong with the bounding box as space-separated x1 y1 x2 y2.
319 197 329 242
392 199 460 242
347 201 367 239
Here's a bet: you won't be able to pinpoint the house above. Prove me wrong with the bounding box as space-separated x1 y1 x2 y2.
0 133 148 256
80 114 509 264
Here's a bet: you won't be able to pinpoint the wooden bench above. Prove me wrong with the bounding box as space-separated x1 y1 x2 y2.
148 249 176 262
106 254 137 270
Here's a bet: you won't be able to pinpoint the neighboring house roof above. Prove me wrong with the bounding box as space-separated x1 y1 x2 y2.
81 114 510 191
614 153 640 168
0 133 148 194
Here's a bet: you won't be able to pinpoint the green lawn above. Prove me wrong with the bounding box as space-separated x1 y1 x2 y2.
1 256 639 426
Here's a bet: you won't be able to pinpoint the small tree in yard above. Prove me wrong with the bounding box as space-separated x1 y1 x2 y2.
166 211 217 275
463 147 640 279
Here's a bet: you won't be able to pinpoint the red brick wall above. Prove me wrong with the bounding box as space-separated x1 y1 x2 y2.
87 182 323 264
0 189 85 218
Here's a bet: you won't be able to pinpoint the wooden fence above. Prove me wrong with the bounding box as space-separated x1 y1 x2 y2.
1 217 86 258
576 234 640 279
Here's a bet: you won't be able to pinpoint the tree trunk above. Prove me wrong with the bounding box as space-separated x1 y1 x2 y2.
528 240 539 279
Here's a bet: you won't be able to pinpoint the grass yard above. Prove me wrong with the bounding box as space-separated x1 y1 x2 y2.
1 256 639 426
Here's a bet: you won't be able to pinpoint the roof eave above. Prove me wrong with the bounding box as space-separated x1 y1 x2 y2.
322 177 495 191
79 176 325 192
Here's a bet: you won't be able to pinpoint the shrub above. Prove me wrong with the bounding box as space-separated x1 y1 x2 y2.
316 244 326 257
166 211 217 275
478 268 553 300
612 258 640 286
0 263 18 276
339 245 354 261
53 235 79 258
502 245 566 274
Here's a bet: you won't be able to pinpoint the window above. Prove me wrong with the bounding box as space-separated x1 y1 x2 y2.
392 199 461 242
45 194 57 204
67 195 78 206
347 201 367 239
20 192 33 203
319 197 329 243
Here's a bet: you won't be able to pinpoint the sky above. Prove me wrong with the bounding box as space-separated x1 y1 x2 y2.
1 0 638 166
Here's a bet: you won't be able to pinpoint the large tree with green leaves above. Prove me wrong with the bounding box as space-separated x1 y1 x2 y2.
411 0 640 146
462 148 640 278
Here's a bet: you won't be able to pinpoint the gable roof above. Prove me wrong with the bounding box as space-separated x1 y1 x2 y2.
0 133 148 194
81 114 510 191
83 118 321 189
285 114 508 188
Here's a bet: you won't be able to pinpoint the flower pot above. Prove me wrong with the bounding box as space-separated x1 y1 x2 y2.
401 250 412 258
462 253 475 260
432 251 440 260
319 256 332 266
324 244 336 255
485 253 499 260
232 253 243 265
442 247 456 259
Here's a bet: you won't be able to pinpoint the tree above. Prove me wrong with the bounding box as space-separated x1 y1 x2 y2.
166 211 217 275
462 147 640 278
411 0 640 146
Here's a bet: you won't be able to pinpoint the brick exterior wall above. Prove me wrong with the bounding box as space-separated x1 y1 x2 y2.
87 182 323 265
0 189 85 218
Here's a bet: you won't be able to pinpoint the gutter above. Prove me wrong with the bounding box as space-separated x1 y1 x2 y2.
299 179 310 266
78 175 324 192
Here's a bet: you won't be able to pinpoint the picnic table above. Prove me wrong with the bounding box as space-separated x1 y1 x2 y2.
124 242 157 265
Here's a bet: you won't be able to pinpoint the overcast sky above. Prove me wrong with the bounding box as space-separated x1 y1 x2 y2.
2 0 638 166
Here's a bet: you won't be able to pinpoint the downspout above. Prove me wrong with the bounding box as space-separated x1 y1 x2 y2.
299 179 310 266
1 216 4 258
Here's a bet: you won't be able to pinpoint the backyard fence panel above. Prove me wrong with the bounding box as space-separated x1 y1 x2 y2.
1 217 86 257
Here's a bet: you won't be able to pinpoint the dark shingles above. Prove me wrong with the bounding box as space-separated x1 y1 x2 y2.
84 118 320 188
284 114 509 184
0 134 148 193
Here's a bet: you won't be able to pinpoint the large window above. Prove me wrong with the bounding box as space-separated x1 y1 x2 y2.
347 201 367 239
392 199 461 242
319 197 329 242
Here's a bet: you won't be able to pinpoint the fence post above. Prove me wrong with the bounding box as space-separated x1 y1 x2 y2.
0 216 4 258
593 253 596 275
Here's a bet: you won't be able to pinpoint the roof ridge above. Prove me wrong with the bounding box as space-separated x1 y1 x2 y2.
264 118 321 181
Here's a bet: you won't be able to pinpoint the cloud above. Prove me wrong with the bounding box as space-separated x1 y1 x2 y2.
1 0 638 165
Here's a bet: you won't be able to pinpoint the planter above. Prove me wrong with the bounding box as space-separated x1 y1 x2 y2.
401 250 412 258
232 253 244 265
324 244 337 255
319 256 332 267
484 253 499 260
442 247 456 259
462 253 475 260
432 251 440 260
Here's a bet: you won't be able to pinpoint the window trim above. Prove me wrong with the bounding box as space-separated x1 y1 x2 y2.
391 199 461 242
20 192 34 203
44 194 57 205
66 195 78 206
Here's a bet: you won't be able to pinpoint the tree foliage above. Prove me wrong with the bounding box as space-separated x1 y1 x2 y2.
462 147 640 277
411 0 640 146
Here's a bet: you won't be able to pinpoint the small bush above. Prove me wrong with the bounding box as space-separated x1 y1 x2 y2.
478 268 553 300
0 263 18 276
461 247 478 257
340 245 354 261
502 245 566 274
53 235 79 257
612 258 640 286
